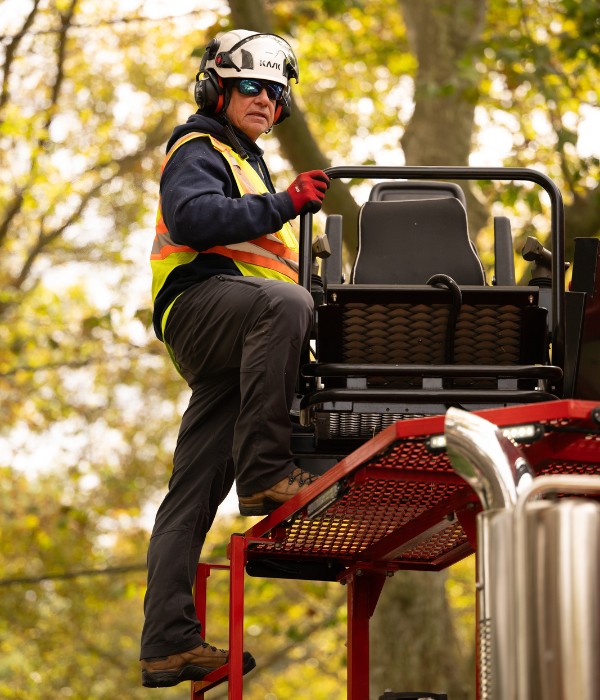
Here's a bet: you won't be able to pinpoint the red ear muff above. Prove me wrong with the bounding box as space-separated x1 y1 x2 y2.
194 70 225 113
214 74 225 113
273 90 291 125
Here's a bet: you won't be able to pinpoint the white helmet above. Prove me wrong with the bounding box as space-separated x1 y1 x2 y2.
200 29 299 87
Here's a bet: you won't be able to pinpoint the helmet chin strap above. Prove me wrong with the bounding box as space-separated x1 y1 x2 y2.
217 82 249 160
221 116 249 160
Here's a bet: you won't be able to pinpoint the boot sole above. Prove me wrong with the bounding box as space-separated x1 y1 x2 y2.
238 497 282 517
142 652 256 687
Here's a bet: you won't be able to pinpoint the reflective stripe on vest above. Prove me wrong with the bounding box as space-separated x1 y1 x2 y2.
151 132 299 310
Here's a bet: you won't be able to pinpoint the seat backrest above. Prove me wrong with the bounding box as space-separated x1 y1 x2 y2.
369 180 467 206
351 197 486 285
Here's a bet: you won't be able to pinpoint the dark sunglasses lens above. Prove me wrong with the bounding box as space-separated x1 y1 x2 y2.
266 83 284 100
238 79 283 101
239 79 261 96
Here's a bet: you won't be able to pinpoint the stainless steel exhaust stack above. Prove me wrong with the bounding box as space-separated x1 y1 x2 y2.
445 408 534 700
444 408 600 700
514 476 600 700
444 407 534 509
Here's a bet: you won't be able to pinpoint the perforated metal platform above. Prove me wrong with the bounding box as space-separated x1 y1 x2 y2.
192 400 600 700
243 400 600 575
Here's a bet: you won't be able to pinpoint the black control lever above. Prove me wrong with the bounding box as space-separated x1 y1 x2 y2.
522 236 569 286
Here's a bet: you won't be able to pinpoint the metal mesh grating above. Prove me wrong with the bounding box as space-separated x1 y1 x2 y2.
247 403 600 569
479 618 493 700
369 438 453 473
523 424 600 474
252 478 462 559
400 520 469 561
326 412 427 439
537 460 600 476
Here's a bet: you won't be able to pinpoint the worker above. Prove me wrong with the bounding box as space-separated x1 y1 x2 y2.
140 29 330 688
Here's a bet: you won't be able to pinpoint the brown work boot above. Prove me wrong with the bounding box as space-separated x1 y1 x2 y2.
238 467 319 516
141 640 255 687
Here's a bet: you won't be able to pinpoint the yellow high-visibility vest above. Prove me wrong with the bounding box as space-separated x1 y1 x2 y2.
151 132 299 338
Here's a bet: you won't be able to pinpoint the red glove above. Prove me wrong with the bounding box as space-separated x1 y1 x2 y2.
286 170 330 216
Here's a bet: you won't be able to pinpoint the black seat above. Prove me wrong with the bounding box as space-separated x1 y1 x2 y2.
351 198 486 285
295 168 564 454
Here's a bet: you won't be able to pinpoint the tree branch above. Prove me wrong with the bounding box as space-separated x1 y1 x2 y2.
0 188 24 250
39 0 79 140
2 111 176 312
0 3 42 250
0 0 41 111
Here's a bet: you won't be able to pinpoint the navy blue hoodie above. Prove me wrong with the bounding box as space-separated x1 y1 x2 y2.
153 112 296 339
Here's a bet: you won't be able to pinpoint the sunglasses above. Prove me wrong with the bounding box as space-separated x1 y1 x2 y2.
237 79 285 102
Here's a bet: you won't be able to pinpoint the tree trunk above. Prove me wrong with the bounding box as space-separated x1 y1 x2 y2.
370 2 485 696
370 570 475 699
400 0 488 237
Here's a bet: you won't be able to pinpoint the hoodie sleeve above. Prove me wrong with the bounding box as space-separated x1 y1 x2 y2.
160 137 297 251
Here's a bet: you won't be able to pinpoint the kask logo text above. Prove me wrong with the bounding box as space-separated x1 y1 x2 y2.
259 60 281 70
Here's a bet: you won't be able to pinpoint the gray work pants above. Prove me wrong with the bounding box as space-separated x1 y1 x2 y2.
140 275 313 658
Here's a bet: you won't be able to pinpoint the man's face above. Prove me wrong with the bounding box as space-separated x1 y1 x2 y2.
225 81 277 141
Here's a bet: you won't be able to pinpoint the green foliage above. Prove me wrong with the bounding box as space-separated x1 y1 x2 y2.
446 556 477 652
477 0 600 253
294 0 412 163
1 0 599 697
0 2 199 695
196 517 348 700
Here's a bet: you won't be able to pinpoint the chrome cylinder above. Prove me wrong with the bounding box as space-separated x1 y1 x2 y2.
515 478 600 700
476 509 516 700
445 410 600 700
445 407 534 700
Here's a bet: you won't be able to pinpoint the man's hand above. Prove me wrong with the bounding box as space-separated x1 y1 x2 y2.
286 170 330 216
